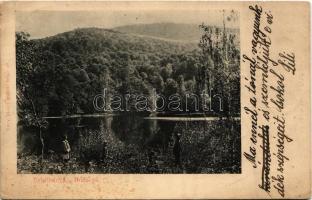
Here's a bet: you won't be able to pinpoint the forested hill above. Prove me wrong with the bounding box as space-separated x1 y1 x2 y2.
17 25 240 118
38 27 198 56
17 27 207 117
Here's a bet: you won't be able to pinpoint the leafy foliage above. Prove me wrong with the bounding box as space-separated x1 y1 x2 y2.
17 26 239 117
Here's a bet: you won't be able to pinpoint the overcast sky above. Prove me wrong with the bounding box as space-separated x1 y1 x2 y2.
16 10 239 39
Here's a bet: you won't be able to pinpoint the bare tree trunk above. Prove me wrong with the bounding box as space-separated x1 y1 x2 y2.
29 97 45 161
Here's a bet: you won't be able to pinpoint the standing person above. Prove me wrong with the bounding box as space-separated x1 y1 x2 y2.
61 135 71 163
173 133 182 168
101 140 107 161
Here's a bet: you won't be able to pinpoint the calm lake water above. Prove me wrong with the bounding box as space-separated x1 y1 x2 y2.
18 113 241 173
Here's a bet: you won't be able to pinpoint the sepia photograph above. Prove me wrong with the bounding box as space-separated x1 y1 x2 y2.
16 9 241 174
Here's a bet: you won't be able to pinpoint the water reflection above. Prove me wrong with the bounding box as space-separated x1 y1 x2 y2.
20 112 241 173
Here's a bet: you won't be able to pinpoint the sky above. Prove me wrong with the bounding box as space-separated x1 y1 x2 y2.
16 10 239 39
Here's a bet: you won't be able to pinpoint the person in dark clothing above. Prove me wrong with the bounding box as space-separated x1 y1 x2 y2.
173 133 181 167
61 135 71 162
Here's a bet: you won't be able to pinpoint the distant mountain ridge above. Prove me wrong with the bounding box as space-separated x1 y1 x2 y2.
114 23 201 43
114 23 239 43
37 27 198 55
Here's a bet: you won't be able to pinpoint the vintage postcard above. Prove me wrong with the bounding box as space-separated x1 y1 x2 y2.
0 1 310 199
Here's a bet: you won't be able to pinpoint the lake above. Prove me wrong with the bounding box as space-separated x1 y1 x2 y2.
17 113 241 174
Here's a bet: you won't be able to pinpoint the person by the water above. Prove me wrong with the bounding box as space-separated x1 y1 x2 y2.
173 132 182 167
61 135 71 162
